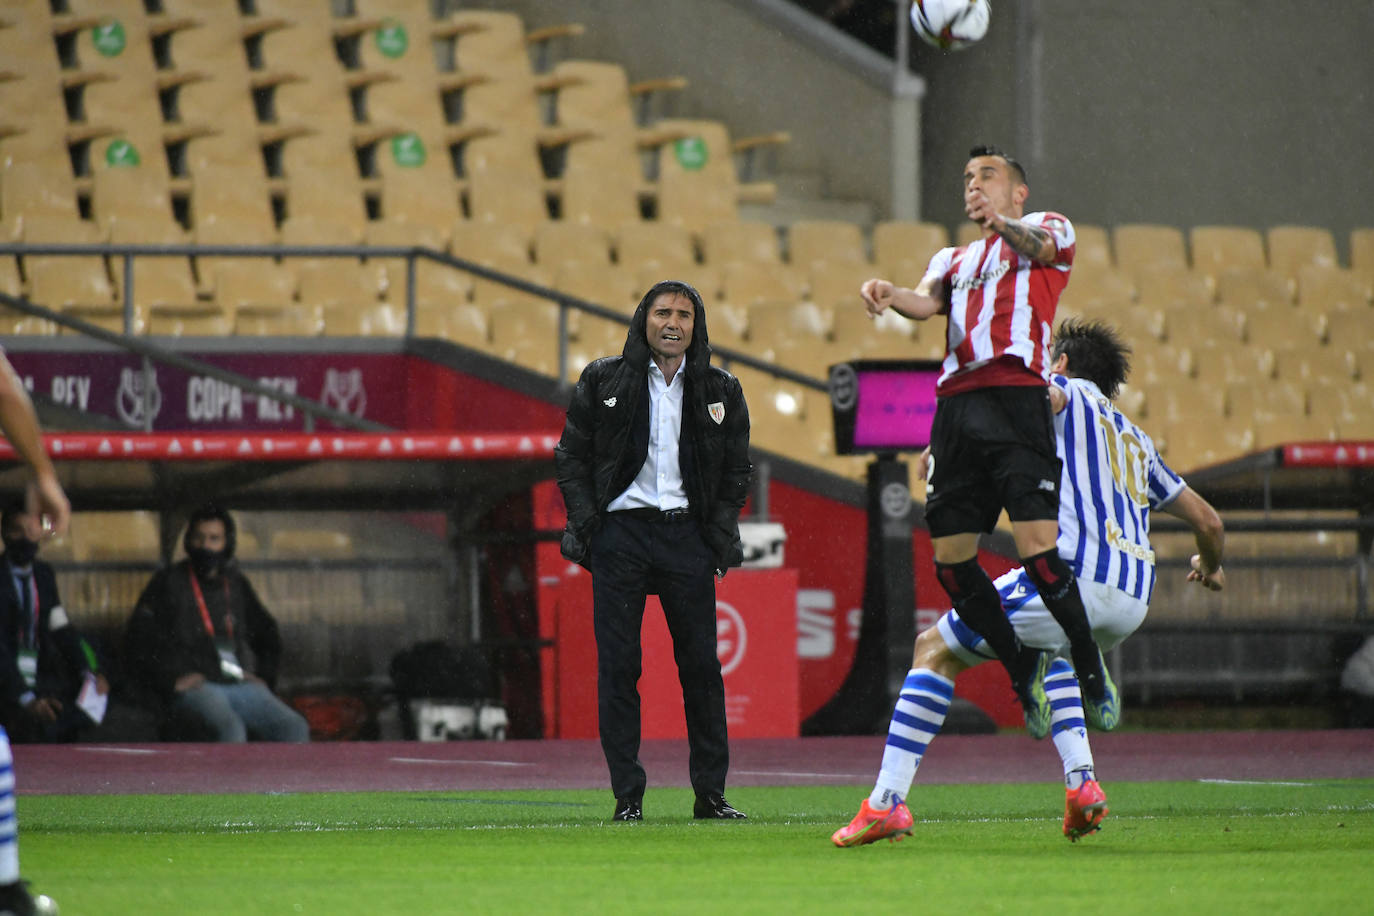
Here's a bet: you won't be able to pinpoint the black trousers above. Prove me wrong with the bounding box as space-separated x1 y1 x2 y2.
589 511 729 801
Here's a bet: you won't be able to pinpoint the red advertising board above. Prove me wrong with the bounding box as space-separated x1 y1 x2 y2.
535 542 798 739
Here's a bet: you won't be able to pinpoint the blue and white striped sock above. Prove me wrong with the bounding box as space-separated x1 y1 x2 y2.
0 726 18 884
1046 658 1095 782
869 669 954 810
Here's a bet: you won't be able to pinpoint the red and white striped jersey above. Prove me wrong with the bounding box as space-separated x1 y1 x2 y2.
921 211 1075 397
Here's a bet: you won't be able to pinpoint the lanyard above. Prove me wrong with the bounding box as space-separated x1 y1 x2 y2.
12 571 38 650
188 568 233 641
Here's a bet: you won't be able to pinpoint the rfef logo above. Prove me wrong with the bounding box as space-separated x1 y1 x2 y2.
715 601 747 675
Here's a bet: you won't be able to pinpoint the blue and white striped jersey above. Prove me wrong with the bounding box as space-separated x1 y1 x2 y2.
1051 373 1186 602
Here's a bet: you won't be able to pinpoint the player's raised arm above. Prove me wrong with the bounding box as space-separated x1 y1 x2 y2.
0 353 70 537
1160 486 1225 591
859 275 943 322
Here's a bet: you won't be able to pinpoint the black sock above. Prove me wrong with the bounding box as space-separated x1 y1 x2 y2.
1021 549 1105 696
935 558 1026 682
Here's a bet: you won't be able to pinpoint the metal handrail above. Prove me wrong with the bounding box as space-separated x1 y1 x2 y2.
0 241 830 393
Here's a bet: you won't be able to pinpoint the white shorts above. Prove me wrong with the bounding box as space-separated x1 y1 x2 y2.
936 567 1149 668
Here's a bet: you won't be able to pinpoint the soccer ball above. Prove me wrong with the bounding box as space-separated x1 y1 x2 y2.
911 0 991 52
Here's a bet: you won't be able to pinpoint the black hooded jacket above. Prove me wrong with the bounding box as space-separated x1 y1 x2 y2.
555 282 752 572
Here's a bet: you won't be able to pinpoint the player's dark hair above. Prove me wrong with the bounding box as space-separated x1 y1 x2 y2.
968 144 1027 185
1051 318 1131 399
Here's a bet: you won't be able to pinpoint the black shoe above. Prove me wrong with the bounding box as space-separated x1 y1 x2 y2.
693 794 747 819
613 798 643 821
0 880 56 916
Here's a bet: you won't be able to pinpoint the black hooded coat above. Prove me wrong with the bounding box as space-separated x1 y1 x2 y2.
554 283 752 573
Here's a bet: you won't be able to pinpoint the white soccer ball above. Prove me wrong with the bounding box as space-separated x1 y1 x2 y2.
911 0 991 52
34 893 59 915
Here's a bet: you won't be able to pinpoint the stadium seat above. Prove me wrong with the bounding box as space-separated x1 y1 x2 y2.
21 215 117 311
871 221 949 278
552 261 638 314
413 302 490 348
211 261 296 314
729 365 810 452
297 261 381 311
449 220 532 265
321 303 405 337
1351 228 1374 284
632 260 721 307
1071 223 1112 272
1058 267 1135 315
146 303 232 337
747 301 829 344
787 220 867 268
1112 224 1187 275
808 260 877 311
701 221 781 265
534 221 613 269
1266 226 1338 279
1251 412 1335 449
559 168 642 229
1296 265 1369 312
233 304 321 337
650 119 785 236
545 59 685 132
1134 265 1214 308
469 259 551 309
1226 380 1305 424
1 160 81 237
720 260 804 307
74 511 162 562
362 221 471 308
466 162 551 235
488 298 561 375
108 216 199 309
378 167 464 241
1214 267 1294 311
830 306 916 360
1189 225 1266 277
1162 304 1246 345
614 221 696 267
955 222 984 248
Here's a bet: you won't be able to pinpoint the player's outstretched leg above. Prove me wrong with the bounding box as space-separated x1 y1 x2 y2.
832 668 951 847
1044 659 1109 841
1022 549 1118 727
0 728 58 915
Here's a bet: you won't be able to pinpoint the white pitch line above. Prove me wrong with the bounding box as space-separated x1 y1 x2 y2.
73 746 164 756
1198 778 1313 787
388 757 534 768
734 769 868 779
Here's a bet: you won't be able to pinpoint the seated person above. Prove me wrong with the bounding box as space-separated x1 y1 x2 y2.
0 498 110 742
125 504 308 742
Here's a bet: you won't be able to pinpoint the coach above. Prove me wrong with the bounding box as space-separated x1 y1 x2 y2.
555 279 752 823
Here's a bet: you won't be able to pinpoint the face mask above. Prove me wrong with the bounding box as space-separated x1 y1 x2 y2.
188 546 225 577
3 538 38 567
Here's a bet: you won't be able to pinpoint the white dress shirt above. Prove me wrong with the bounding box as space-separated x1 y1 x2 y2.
608 361 689 512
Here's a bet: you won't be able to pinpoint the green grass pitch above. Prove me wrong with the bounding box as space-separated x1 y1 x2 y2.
19 780 1374 914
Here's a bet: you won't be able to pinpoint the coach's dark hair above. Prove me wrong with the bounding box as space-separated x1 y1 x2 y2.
969 144 1027 185
183 502 237 559
1052 318 1131 399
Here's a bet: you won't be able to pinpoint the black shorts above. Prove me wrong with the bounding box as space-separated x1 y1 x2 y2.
924 385 1061 538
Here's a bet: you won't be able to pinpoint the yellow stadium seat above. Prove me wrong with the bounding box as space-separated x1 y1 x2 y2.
468 259 550 309
720 260 804 308
449 220 531 265
701 221 781 265
552 261 638 314
534 221 613 270
1 160 81 237
809 260 877 311
297 261 382 310
321 303 405 337
1161 304 1246 345
211 261 296 313
146 303 232 337
1113 224 1187 275
633 261 721 308
955 222 984 248
614 221 696 268
414 302 490 348
1214 267 1294 311
1351 228 1374 284
21 216 116 310
1134 266 1214 308
233 304 321 337
747 301 829 344
1296 265 1370 312
650 119 785 236
1058 267 1136 315
559 167 642 229
830 306 916 360
74 511 162 562
787 220 867 268
1190 225 1265 277
1251 413 1336 449
871 221 949 278
1266 226 1338 279
466 163 550 235
270 527 355 559
108 216 200 309
1226 380 1305 424
1071 223 1112 272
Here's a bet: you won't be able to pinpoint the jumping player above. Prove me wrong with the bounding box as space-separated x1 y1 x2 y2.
860 145 1112 735
832 320 1226 846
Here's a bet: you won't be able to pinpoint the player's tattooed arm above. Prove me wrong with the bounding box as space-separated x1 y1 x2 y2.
996 218 1057 263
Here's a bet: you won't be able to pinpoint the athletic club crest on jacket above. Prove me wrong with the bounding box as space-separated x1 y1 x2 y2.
708 402 725 424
